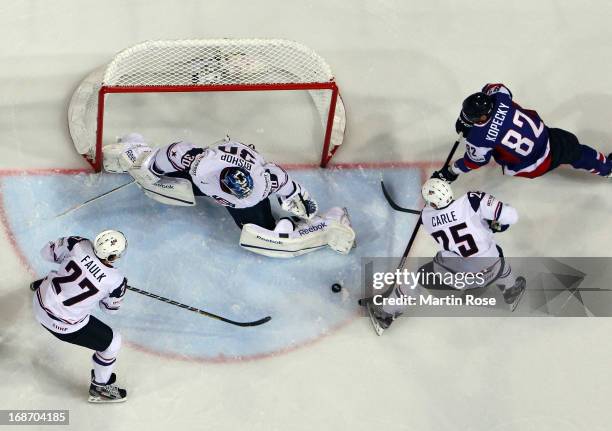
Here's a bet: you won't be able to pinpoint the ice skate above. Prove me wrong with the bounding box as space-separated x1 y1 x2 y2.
503 276 526 312
88 370 127 403
366 302 396 336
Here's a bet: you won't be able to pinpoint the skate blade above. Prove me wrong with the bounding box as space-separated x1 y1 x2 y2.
508 288 526 313
88 395 127 404
366 303 386 336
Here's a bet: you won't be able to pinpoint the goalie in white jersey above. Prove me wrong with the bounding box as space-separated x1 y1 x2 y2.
104 133 355 258
31 230 128 403
368 179 526 335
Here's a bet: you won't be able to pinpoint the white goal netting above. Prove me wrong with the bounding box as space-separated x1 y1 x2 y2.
68 39 346 170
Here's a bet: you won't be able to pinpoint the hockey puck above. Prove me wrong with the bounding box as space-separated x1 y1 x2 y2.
331 283 342 293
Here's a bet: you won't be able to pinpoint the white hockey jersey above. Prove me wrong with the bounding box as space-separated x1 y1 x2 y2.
151 140 300 209
32 237 127 334
421 191 518 258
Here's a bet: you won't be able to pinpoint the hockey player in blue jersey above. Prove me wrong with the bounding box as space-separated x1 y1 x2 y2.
433 83 612 181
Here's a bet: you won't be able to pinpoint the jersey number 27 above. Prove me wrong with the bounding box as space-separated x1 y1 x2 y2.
52 260 99 306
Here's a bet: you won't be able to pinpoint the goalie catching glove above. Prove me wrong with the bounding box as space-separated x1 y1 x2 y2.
279 182 318 219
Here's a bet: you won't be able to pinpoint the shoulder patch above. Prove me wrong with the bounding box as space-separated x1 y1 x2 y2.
66 236 86 251
109 278 128 298
467 191 485 212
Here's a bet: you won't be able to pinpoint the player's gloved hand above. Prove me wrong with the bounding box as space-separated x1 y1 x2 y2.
280 189 318 220
455 117 473 135
431 165 459 183
487 220 510 233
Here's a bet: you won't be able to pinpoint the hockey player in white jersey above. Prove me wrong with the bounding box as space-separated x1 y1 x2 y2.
104 133 355 258
368 179 526 335
31 230 128 403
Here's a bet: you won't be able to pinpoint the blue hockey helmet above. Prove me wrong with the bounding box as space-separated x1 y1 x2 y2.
461 92 494 124
220 167 254 199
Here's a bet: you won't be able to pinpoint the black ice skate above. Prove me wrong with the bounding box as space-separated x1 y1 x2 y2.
29 279 43 292
88 370 127 403
367 302 396 336
503 277 526 312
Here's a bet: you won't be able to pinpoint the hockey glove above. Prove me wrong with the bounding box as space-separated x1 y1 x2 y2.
455 117 473 136
280 188 318 220
487 220 510 233
431 165 459 183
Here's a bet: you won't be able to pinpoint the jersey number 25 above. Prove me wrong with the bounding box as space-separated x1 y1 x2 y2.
431 222 479 257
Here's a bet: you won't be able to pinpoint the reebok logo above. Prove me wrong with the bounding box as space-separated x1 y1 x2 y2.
257 235 282 245
298 222 327 236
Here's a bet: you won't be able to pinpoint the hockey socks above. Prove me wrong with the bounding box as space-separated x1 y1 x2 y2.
570 146 610 176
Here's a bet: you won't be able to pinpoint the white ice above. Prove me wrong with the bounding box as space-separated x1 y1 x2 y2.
1 1 611 431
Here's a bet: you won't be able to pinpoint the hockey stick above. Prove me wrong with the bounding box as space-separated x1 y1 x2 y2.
358 138 461 306
380 180 420 214
126 285 272 327
55 179 136 218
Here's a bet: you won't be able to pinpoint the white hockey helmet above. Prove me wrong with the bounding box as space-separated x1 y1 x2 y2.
94 230 127 262
421 178 454 209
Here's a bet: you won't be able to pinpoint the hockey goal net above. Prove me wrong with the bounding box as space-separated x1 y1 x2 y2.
68 39 346 171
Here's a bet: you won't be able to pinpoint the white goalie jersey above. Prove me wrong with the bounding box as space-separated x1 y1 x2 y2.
421 191 518 258
150 139 301 209
32 237 127 334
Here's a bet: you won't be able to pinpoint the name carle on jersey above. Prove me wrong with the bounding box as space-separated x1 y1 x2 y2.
421 191 512 259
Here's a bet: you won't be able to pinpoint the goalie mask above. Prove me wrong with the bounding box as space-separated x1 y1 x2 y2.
220 167 254 199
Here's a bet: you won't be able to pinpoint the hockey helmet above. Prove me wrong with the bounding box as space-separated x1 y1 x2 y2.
421 178 454 209
94 230 127 262
460 92 494 124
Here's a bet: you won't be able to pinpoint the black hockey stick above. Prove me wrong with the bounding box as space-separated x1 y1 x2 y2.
358 138 461 306
127 285 272 327
380 180 420 214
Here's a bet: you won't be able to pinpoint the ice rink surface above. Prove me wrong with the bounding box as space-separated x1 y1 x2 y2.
1 1 611 430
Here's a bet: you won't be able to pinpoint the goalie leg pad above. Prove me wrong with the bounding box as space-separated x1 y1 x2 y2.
240 222 328 258
239 207 355 258
324 207 356 254
140 177 196 206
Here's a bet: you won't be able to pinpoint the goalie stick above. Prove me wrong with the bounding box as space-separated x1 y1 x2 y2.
127 285 272 327
358 138 461 306
55 179 135 218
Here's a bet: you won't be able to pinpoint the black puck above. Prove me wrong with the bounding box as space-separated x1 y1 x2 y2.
331 283 342 293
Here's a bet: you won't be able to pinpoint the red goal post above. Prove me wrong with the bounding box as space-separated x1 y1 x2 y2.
68 39 346 171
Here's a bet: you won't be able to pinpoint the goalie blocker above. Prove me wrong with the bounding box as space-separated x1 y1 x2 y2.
240 207 355 258
104 140 196 207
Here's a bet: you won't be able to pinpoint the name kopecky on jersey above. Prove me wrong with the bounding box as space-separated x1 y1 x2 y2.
461 84 551 176
485 102 510 143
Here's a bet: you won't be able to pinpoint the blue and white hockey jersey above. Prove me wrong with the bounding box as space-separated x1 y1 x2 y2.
454 83 553 178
